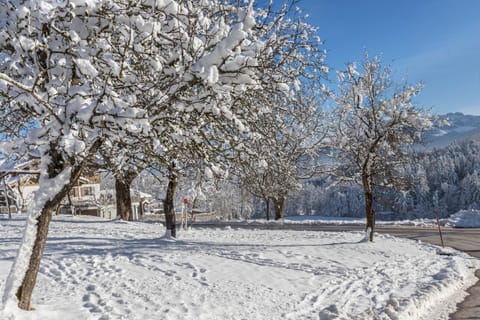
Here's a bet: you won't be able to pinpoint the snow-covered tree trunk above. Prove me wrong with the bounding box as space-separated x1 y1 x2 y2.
362 173 375 241
115 179 133 221
273 195 285 220
139 199 146 219
164 164 178 238
15 184 61 310
115 170 138 221
264 197 271 221
2 178 12 219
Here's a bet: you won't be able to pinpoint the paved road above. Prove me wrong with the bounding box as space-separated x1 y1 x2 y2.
195 222 480 319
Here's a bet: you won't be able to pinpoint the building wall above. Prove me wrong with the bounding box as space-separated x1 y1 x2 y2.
71 183 101 202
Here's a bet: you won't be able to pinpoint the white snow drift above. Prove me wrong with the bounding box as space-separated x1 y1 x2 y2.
446 209 480 228
0 215 478 320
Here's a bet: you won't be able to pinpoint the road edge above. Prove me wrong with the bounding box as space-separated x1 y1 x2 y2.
449 269 480 320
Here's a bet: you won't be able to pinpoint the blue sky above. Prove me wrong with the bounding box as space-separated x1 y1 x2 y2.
297 0 480 115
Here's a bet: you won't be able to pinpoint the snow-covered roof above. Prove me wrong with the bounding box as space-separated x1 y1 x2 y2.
77 176 94 185
132 190 153 199
0 159 38 171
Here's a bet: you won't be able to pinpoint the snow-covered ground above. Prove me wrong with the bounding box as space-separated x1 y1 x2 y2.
446 209 480 228
0 215 479 320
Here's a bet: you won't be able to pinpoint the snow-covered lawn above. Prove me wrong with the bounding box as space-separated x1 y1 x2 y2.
0 215 479 320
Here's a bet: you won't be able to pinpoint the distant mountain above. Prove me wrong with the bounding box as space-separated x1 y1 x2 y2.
422 112 480 149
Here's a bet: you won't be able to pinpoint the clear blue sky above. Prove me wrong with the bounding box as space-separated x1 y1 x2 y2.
296 0 480 115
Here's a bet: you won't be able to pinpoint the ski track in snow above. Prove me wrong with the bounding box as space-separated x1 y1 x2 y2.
0 215 479 320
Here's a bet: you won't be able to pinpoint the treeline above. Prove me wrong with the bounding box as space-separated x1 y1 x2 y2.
285 136 480 219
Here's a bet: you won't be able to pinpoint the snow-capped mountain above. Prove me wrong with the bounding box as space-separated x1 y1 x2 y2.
423 112 480 149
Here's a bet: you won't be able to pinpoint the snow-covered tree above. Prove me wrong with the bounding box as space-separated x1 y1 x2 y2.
331 54 432 241
228 2 329 220
237 87 329 220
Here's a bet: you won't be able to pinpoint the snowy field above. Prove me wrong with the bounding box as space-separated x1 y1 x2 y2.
0 215 479 320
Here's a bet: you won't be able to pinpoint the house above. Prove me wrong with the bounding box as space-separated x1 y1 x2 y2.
0 160 40 215
62 170 102 216
2 160 157 220
0 160 103 216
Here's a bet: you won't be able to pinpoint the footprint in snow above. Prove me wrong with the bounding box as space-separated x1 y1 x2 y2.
83 293 102 313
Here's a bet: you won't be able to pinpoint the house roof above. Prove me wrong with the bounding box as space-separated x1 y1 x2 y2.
131 190 153 199
0 159 41 179
0 159 38 171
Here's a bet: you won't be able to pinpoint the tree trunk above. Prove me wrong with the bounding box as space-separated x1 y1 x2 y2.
264 197 270 221
14 140 101 310
16 200 56 309
164 165 178 238
115 170 137 221
273 196 285 220
139 199 145 218
3 178 12 219
239 187 244 219
115 178 132 221
362 173 375 242
66 189 74 215
17 183 26 214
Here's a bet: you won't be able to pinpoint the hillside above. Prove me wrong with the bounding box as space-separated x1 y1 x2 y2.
423 112 480 149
